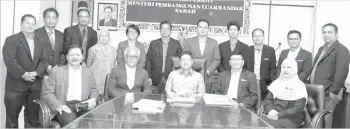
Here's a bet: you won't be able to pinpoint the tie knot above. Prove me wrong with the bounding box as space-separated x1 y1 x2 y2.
49 30 53 35
83 28 86 33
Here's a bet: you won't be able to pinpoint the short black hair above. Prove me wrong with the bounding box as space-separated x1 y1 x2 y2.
197 19 210 27
77 9 90 17
104 6 113 12
287 30 302 39
252 28 264 36
126 24 140 36
227 21 241 31
180 51 193 59
43 7 59 18
66 44 84 55
323 23 338 33
229 51 243 59
21 14 36 24
160 20 172 30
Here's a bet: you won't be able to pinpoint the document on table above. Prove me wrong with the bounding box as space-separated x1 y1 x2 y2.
203 93 233 106
132 99 166 114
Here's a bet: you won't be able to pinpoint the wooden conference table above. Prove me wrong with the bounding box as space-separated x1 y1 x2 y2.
64 93 273 128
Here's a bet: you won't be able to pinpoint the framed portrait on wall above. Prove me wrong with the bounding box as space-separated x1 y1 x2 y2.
71 0 94 27
97 3 118 31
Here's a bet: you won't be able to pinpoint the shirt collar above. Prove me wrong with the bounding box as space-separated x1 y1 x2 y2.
289 47 301 53
45 27 55 34
125 64 136 70
179 69 193 76
231 68 242 75
68 65 82 72
254 45 263 51
79 25 88 32
325 40 336 48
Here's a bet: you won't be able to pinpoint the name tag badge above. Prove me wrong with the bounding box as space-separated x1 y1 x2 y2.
297 60 303 62
241 79 247 81
263 58 270 60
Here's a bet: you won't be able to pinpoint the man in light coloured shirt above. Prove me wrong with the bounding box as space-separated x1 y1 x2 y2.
276 30 312 82
43 44 98 126
242 28 277 99
165 51 205 98
3 14 48 128
184 19 220 93
214 51 258 112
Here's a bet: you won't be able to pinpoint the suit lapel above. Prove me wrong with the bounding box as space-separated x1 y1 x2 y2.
203 39 210 57
224 71 231 95
75 25 82 45
54 29 61 52
19 33 33 60
318 42 337 64
237 70 246 100
81 67 87 100
260 46 268 70
63 66 69 102
87 27 93 46
40 27 54 52
132 67 140 90
33 37 41 61
194 37 202 56
157 39 163 68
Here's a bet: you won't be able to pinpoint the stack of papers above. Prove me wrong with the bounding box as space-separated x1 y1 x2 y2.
167 93 196 107
203 94 233 106
131 99 166 114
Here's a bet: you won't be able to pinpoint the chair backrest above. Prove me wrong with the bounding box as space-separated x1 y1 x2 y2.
304 84 326 127
104 74 111 101
171 57 207 82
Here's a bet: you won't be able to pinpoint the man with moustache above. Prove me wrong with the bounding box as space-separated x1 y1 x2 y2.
35 8 65 76
184 19 220 93
276 30 312 82
218 21 248 73
146 21 182 94
64 1 97 63
242 28 277 99
309 23 350 128
2 14 48 128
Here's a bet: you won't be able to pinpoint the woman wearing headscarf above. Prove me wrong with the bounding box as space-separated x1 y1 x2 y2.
87 29 117 95
262 58 308 128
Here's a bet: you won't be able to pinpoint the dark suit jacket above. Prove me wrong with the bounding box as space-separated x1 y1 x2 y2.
277 48 312 82
312 41 350 95
43 65 99 118
184 36 220 75
63 25 98 63
106 65 152 99
99 18 117 27
145 38 182 86
2 32 48 92
35 27 65 70
243 45 277 86
116 40 146 68
218 40 248 72
213 69 258 111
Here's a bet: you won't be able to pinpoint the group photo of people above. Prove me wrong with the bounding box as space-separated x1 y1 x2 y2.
1 0 350 128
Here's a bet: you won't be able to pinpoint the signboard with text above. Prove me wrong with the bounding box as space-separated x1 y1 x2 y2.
118 0 251 35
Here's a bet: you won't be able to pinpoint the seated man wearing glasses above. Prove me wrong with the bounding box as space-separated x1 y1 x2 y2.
43 44 99 126
213 51 258 111
107 46 152 99
165 51 205 98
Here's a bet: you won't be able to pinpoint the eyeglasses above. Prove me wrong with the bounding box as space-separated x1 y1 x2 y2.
126 55 138 59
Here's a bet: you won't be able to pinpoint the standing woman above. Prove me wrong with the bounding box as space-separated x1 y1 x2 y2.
116 24 146 68
262 58 308 128
87 29 117 95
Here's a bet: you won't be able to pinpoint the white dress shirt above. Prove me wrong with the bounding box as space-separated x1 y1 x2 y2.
198 39 206 56
26 36 35 60
126 64 136 90
288 47 301 59
227 69 242 99
66 65 82 101
254 47 263 80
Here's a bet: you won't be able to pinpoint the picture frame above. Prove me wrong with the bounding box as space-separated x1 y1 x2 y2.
97 3 119 31
71 0 94 27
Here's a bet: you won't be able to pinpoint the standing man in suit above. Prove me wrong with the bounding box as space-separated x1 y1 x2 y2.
99 6 117 27
309 23 350 128
43 44 98 126
64 8 97 63
214 51 258 112
35 8 65 75
243 28 277 99
146 21 182 94
2 14 48 128
184 19 220 93
218 21 248 73
277 30 312 82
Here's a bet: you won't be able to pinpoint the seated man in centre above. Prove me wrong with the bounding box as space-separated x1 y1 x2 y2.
213 51 258 111
165 51 205 98
43 44 99 126
107 46 152 99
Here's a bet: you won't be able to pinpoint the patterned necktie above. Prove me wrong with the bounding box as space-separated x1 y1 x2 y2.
49 30 54 49
310 45 329 83
82 28 87 55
